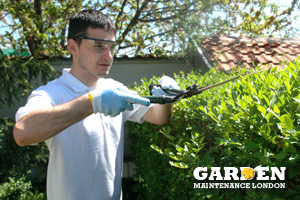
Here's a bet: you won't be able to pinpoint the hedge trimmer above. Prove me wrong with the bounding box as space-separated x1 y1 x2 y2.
144 69 266 104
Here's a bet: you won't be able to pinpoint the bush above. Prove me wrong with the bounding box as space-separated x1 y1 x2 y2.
128 59 300 199
0 117 48 199
0 55 58 108
0 176 45 200
0 56 58 198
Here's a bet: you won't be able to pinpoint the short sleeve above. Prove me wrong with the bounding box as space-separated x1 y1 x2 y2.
124 104 152 124
15 89 54 122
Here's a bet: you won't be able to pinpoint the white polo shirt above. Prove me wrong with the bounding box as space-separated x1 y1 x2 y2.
16 69 151 200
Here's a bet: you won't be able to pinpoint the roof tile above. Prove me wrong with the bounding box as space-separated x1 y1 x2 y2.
219 52 233 62
199 36 300 72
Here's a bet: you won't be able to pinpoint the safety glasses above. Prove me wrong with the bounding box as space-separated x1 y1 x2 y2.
77 36 118 54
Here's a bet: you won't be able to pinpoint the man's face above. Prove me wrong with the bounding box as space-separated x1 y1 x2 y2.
76 27 116 79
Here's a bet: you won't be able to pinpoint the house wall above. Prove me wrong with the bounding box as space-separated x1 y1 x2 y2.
109 58 190 85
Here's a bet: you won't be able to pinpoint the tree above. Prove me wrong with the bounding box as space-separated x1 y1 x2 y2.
1 0 299 58
0 0 84 57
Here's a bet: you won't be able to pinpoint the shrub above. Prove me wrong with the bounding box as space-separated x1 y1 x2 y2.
0 55 58 198
0 117 48 199
128 59 300 199
0 176 45 200
0 55 58 108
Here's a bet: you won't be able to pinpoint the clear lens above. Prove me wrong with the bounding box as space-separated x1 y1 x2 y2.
86 39 117 54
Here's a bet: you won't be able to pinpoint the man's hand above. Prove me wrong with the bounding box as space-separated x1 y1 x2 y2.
90 87 150 117
151 76 180 96
143 76 177 125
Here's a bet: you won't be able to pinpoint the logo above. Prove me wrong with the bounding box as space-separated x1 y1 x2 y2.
193 166 286 189
241 166 255 180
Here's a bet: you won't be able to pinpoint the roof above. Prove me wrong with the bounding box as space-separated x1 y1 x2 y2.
197 36 300 72
0 48 30 57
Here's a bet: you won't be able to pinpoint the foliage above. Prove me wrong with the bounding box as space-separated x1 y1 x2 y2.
0 55 58 108
0 117 48 199
1 0 299 58
0 53 57 197
0 0 84 57
0 176 45 200
0 118 48 181
128 58 300 199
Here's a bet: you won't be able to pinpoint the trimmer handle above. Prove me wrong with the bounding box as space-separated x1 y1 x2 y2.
144 96 175 104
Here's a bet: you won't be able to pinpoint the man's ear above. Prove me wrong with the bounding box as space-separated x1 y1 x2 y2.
67 39 78 57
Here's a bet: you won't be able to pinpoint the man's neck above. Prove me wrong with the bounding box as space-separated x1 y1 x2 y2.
69 67 99 89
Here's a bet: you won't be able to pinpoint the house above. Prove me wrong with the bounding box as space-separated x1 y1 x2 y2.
191 36 300 72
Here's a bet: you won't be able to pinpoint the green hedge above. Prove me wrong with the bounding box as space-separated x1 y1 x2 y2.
0 118 48 199
128 59 300 200
0 56 57 199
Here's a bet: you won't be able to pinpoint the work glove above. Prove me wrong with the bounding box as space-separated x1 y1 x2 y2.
89 87 150 117
151 76 181 96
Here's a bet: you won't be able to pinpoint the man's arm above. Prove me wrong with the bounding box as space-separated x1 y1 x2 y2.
14 86 151 146
142 104 173 125
13 94 93 146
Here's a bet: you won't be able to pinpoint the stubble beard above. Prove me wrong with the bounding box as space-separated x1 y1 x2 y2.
79 61 111 79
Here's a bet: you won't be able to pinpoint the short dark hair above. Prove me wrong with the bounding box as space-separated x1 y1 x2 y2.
67 9 116 43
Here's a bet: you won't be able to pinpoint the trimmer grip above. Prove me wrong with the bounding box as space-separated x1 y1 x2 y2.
144 96 174 104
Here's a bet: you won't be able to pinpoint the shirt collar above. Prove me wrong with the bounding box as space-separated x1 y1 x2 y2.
59 68 95 93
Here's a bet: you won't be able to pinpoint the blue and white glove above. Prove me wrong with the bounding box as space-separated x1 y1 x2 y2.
151 76 180 96
89 87 150 117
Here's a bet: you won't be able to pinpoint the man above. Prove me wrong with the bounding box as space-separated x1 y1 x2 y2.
13 9 177 200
